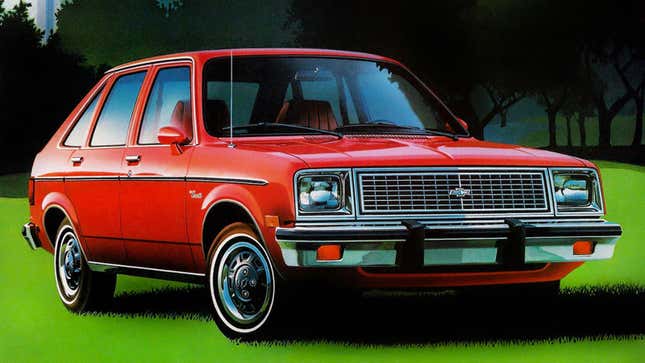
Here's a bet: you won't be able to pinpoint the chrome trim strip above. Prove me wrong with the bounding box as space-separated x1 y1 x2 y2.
292 217 608 228
87 261 205 277
122 176 185 182
36 175 267 185
65 176 120 181
279 238 406 244
106 56 195 74
33 177 65 182
188 176 268 186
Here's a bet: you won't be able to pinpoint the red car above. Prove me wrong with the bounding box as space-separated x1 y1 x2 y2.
22 49 622 338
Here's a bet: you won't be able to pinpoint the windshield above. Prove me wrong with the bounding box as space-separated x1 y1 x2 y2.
202 57 466 137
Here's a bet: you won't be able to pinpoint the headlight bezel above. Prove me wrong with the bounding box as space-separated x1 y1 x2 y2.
294 168 355 219
549 168 604 216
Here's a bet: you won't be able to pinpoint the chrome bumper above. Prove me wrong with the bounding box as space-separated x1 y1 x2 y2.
21 222 41 250
275 219 622 268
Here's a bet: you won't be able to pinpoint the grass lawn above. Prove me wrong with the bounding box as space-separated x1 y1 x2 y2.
485 114 642 147
0 161 643 362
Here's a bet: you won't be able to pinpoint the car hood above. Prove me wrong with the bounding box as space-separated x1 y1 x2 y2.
237 135 587 168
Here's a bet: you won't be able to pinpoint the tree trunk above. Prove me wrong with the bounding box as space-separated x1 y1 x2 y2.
598 110 611 148
500 109 507 128
577 114 586 147
565 116 572 147
547 110 557 147
632 90 643 146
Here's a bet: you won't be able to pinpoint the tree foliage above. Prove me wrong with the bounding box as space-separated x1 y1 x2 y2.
0 1 100 173
287 0 645 145
57 0 297 66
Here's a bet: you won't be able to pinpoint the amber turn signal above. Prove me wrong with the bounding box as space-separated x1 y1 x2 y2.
573 240 595 255
264 215 280 228
316 245 342 261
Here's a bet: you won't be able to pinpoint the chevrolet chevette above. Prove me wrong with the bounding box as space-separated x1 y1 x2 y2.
21 48 622 338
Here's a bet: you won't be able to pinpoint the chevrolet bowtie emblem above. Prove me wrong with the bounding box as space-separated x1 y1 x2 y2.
449 187 471 198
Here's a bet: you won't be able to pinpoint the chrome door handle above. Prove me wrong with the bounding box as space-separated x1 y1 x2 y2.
71 156 84 164
125 155 141 163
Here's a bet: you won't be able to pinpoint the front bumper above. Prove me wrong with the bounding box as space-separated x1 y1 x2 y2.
276 219 622 268
21 222 41 250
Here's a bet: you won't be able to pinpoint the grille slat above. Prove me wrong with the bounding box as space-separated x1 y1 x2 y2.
359 170 548 214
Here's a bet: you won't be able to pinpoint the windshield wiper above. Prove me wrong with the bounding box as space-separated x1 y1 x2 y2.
335 122 458 140
223 122 343 138
422 128 459 140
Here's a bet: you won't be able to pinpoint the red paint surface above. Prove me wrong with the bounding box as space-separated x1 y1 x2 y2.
27 49 599 288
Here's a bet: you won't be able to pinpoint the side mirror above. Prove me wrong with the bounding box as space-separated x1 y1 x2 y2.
456 118 469 132
158 126 190 145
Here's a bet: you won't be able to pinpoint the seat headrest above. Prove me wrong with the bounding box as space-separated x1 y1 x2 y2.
169 100 193 140
204 99 230 135
276 99 338 131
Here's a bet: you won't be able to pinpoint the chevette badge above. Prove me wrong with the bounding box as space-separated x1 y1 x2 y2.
189 190 203 199
449 187 471 198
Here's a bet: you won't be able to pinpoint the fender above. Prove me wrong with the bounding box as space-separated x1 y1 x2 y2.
41 192 83 250
199 183 266 244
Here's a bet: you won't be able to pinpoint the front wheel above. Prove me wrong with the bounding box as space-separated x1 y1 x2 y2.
54 219 116 312
207 223 277 339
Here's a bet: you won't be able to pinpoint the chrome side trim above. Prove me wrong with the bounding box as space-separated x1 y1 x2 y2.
65 176 120 181
87 261 205 282
35 175 268 185
33 177 65 182
188 176 268 186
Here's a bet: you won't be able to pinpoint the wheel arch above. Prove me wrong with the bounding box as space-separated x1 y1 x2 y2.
41 192 82 251
201 199 265 260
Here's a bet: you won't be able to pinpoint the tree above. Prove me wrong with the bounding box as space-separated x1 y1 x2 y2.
57 0 297 67
572 0 645 148
0 1 100 173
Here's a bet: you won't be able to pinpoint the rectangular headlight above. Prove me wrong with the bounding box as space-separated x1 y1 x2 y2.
551 169 603 215
296 170 352 215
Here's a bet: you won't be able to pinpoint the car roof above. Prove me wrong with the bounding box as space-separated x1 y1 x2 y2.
106 48 402 73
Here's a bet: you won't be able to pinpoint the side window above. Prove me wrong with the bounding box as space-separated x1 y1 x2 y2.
64 88 102 146
139 67 191 144
90 72 146 146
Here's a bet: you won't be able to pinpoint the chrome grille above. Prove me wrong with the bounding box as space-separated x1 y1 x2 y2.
358 170 548 214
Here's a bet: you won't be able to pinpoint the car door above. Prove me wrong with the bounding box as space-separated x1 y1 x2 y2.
66 69 148 264
120 63 196 272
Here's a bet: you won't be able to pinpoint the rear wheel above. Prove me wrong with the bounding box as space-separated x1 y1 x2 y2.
207 223 277 339
53 219 116 312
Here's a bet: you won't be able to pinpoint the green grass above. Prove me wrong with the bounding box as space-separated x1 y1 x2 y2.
485 114 642 147
0 161 643 362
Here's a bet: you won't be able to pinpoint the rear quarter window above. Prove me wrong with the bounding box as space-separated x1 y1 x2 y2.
63 88 102 147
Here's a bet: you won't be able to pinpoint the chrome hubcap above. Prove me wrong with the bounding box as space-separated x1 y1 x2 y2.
57 231 82 297
217 240 272 326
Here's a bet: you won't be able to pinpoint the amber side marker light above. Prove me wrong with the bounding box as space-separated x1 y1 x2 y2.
264 215 280 228
573 240 595 255
317 245 342 261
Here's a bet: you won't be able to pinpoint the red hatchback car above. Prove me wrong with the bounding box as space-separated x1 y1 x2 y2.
22 49 622 338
